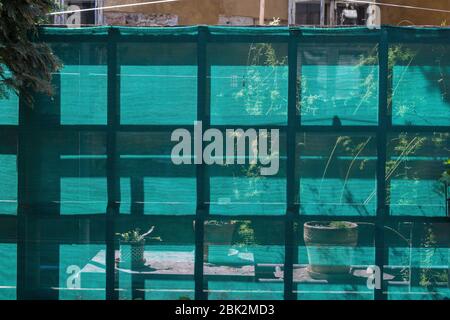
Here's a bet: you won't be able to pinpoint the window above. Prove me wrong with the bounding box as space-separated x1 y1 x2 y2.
296 3 323 25
291 1 371 26
54 0 99 25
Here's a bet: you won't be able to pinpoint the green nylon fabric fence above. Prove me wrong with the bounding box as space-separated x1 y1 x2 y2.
0 26 448 300
0 26 447 216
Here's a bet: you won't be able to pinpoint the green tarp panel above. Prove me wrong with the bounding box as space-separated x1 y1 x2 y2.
0 26 448 300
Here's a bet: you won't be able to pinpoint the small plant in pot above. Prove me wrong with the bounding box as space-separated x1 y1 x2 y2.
304 221 358 280
116 226 161 269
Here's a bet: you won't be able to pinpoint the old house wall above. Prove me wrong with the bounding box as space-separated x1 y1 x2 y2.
103 0 288 25
102 0 450 26
379 0 450 26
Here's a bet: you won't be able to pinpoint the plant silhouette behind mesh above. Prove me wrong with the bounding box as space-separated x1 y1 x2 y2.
231 36 448 288
232 17 287 119
419 224 448 289
230 33 286 204
233 42 287 118
116 227 162 244
0 0 61 104
337 46 450 210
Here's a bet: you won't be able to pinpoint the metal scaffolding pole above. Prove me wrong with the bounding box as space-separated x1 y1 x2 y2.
259 0 266 25
320 0 326 25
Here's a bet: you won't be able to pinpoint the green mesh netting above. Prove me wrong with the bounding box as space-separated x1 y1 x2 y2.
0 26 448 300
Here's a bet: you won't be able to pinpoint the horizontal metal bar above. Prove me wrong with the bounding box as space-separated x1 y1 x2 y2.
386 216 449 223
0 125 18 131
208 35 288 43
297 215 377 222
8 211 447 223
38 35 109 42
14 124 450 133
116 35 197 43
205 214 287 221
297 35 380 43
296 215 449 223
297 126 377 133
0 215 17 219
388 125 450 133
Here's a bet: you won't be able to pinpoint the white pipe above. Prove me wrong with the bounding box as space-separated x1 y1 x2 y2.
259 0 266 25
320 0 325 26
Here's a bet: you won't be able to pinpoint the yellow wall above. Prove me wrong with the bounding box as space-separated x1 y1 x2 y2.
221 0 288 21
380 0 450 26
103 0 288 25
103 0 450 26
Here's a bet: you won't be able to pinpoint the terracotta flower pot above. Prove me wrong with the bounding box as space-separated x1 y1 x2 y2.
204 223 236 244
193 221 237 263
304 221 358 278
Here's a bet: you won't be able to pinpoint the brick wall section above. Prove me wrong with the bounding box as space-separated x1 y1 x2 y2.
103 12 178 26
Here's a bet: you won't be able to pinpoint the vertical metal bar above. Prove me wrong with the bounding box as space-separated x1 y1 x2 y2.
409 222 421 290
42 75 60 300
195 26 209 300
288 0 296 25
448 253 450 290
54 0 66 25
285 30 299 300
130 176 145 300
375 27 389 301
259 0 266 25
17 74 61 299
95 0 105 25
445 181 448 217
329 0 336 26
17 94 29 300
320 0 326 26
106 27 120 300
294 30 303 300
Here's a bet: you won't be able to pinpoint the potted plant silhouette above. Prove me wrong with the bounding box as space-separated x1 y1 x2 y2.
441 159 450 216
202 221 237 263
116 227 161 269
303 221 358 279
